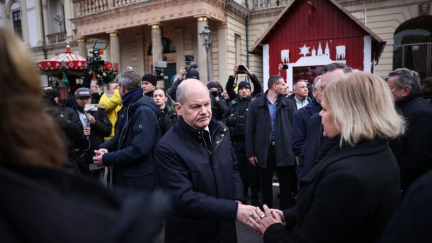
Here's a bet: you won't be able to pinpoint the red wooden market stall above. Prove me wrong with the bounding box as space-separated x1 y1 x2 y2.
250 0 385 91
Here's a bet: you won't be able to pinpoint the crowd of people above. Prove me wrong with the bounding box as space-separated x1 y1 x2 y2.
2 26 432 243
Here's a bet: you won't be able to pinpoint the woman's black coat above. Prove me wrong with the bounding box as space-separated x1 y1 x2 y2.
264 137 401 243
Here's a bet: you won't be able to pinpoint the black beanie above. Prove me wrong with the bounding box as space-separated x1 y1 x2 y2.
142 74 157 86
207 81 218 90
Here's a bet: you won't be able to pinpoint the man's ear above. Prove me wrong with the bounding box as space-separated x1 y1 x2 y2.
402 86 411 97
174 103 182 116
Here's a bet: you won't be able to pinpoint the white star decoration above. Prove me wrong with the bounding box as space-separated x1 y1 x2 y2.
299 44 310 57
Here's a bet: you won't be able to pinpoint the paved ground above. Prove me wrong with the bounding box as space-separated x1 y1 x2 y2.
237 185 280 243
155 185 281 243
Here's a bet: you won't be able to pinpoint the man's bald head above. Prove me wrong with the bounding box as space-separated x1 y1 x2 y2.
176 79 208 105
175 79 212 129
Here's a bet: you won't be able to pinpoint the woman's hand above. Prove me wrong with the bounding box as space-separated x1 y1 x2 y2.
249 204 283 235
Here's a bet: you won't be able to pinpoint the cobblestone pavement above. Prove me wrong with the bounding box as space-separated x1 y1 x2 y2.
237 185 281 243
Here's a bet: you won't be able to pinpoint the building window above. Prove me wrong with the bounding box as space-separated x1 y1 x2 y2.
148 37 176 55
393 16 432 80
12 10 22 38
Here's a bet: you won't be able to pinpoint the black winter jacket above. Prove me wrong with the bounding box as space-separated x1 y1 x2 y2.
245 93 296 168
100 95 161 191
159 105 178 136
75 108 112 169
45 105 82 173
0 164 170 243
221 96 253 141
156 117 243 243
389 91 432 190
264 137 401 243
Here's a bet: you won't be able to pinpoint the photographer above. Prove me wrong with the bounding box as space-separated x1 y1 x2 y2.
171 67 187 84
167 68 199 101
207 81 227 120
225 65 262 101
73 88 112 182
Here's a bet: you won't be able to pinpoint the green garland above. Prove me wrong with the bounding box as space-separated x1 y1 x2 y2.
42 67 119 86
42 67 87 77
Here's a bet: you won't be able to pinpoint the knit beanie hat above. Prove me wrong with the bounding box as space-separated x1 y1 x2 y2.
142 74 157 86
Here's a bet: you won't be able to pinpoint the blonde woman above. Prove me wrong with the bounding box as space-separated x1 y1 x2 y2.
250 72 405 243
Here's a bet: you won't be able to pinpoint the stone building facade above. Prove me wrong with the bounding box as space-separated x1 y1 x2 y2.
0 0 430 87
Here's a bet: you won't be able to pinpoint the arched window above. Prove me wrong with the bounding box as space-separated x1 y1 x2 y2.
10 2 22 39
148 37 176 55
393 16 432 79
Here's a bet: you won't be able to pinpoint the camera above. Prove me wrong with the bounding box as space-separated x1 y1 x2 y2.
283 64 289 69
185 55 198 71
237 65 246 74
86 41 108 77
155 61 167 81
210 90 218 96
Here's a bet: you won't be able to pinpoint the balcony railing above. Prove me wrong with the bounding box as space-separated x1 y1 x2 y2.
76 0 152 16
47 32 67 45
77 0 110 16
253 0 290 10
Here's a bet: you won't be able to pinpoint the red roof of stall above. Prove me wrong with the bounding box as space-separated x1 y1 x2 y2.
250 0 385 61
37 43 116 71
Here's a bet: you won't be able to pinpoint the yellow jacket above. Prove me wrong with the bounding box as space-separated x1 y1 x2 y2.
99 89 122 141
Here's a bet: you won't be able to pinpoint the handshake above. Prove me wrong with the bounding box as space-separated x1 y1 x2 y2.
236 202 286 235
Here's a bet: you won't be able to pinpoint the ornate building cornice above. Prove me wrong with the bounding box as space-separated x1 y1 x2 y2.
250 7 285 19
225 0 249 21
71 0 227 37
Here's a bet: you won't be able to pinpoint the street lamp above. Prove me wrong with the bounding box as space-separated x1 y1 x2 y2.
199 25 213 82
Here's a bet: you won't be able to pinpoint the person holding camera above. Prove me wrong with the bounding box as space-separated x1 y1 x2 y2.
225 65 262 101
207 81 227 120
73 88 112 182
167 68 198 101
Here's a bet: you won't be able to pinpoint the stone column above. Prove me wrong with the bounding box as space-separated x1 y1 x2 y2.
0 0 7 27
218 25 228 87
175 27 185 72
197 17 208 83
151 24 163 87
63 0 74 42
78 38 87 58
20 0 30 47
110 32 121 71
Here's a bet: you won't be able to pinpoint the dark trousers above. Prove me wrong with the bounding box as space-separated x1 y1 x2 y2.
259 145 297 210
232 141 261 199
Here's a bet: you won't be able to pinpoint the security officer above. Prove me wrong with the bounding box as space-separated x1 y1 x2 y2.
222 79 261 206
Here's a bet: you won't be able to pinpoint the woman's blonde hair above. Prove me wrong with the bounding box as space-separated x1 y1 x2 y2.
0 28 64 168
323 72 405 146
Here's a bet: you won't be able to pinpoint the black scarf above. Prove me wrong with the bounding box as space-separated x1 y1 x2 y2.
122 88 144 107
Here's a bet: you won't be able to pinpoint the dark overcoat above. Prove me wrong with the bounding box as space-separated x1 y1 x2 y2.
389 91 432 190
245 93 296 168
291 99 319 156
0 164 170 243
380 170 432 243
264 137 401 243
100 95 161 191
156 117 244 243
